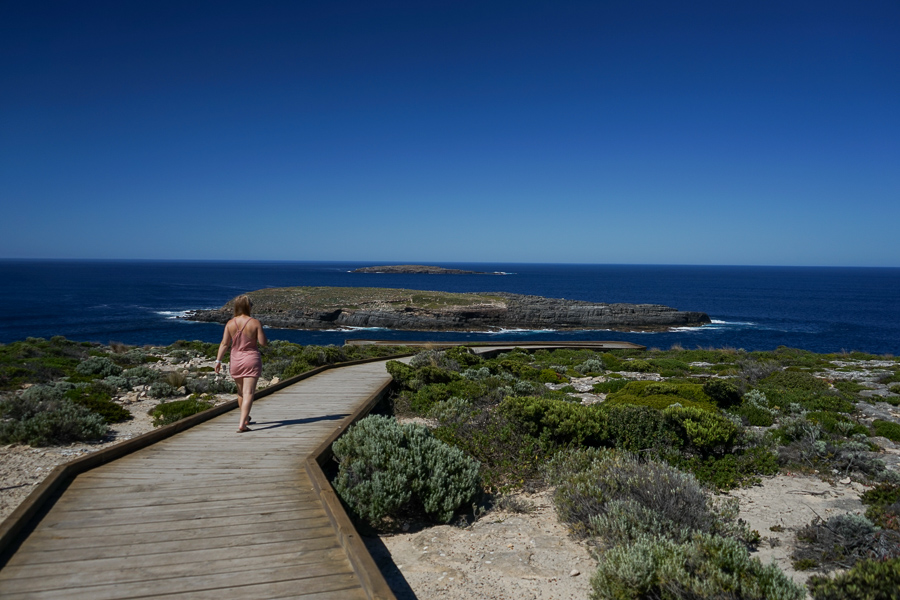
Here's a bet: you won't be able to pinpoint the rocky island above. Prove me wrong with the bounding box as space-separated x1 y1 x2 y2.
351 264 493 275
184 287 711 332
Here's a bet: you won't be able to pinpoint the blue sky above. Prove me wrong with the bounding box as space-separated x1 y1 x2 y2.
2 1 898 266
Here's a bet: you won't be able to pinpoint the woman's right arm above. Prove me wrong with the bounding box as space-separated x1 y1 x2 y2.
215 321 232 374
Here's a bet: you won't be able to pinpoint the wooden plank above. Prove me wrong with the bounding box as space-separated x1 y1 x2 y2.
11 525 339 564
25 511 326 547
9 562 356 600
0 547 349 594
0 536 342 580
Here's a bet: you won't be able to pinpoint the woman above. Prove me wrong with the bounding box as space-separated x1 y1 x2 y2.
215 294 268 432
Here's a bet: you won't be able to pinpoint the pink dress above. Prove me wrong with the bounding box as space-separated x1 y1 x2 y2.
230 320 262 378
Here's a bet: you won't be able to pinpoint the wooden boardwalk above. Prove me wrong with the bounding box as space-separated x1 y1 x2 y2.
0 359 401 600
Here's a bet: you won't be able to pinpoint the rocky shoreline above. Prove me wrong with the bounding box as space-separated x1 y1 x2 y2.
184 287 711 332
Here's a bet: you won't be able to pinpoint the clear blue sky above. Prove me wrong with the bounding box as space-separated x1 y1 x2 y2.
2 1 898 266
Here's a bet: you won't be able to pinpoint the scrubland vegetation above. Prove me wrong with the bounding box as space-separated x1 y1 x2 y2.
4 336 900 598
333 345 900 599
0 336 410 445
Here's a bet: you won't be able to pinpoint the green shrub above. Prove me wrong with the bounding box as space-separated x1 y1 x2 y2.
702 379 741 408
333 415 481 526
807 557 900 600
731 389 776 426
873 419 900 442
444 346 482 368
590 532 804 600
386 360 458 390
861 483 900 529
807 411 869 437
538 368 566 383
606 381 717 411
592 379 629 394
434 409 545 492
647 358 691 377
75 356 123 378
150 396 215 427
398 379 487 415
625 359 653 372
834 380 868 394
663 405 740 456
64 386 131 423
500 396 607 448
601 404 676 453
0 395 107 446
672 446 780 490
281 358 313 378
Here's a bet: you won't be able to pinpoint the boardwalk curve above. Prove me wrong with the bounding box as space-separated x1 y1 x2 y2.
0 359 403 600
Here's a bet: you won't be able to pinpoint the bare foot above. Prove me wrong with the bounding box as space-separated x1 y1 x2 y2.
237 426 251 433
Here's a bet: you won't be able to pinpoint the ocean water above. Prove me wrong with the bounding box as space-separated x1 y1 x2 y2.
1 260 898 355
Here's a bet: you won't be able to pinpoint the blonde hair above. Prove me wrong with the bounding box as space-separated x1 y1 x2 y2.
233 294 253 317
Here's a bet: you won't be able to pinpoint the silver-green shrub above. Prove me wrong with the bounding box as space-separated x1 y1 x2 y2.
122 366 160 386
429 397 472 423
590 532 804 600
409 350 459 372
332 415 480 526
575 359 604 375
0 394 107 446
75 356 123 378
547 448 749 543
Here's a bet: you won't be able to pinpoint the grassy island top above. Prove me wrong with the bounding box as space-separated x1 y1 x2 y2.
241 286 507 311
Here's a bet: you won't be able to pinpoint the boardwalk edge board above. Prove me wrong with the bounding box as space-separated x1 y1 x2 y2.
0 353 412 561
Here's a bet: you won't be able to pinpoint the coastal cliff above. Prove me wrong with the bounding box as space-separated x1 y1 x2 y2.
184 287 711 332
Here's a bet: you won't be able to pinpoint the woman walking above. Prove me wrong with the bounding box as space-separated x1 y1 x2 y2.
215 294 267 432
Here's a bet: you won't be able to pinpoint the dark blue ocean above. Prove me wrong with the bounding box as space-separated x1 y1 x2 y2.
1 260 898 355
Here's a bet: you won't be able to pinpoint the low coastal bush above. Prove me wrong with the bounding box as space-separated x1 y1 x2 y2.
333 415 481 526
792 513 900 570
807 557 900 600
148 381 177 398
592 379 629 394
546 448 752 544
702 378 741 408
185 374 236 395
730 389 777 426
0 394 106 446
590 532 805 600
873 419 900 442
150 396 215 427
433 409 545 491
64 385 131 423
75 356 123 378
0 336 88 390
605 381 717 411
861 483 900 530
122 365 160 386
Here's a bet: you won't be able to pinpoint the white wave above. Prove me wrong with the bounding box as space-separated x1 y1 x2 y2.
156 310 190 319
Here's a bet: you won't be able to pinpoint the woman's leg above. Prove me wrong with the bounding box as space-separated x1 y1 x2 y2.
238 376 258 431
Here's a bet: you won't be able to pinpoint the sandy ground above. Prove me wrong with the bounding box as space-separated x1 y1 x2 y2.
366 491 594 600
